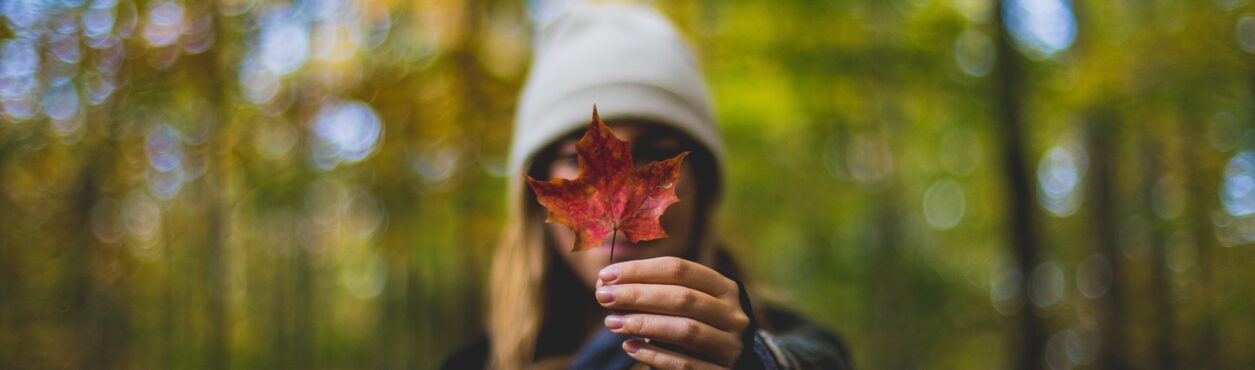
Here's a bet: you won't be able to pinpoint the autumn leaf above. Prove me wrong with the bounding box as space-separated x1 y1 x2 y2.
526 106 689 255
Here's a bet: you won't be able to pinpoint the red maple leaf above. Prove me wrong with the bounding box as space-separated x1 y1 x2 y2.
526 106 689 257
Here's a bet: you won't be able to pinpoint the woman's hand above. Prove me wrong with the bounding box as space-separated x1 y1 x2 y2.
596 256 750 370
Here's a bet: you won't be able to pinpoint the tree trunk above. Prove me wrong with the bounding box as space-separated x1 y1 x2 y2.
70 102 128 369
992 1 1047 369
1140 136 1176 370
1088 114 1130 370
201 12 236 368
1177 95 1220 370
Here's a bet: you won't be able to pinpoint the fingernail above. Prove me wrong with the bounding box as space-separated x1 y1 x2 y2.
599 265 619 283
623 339 640 354
595 286 615 304
605 315 624 330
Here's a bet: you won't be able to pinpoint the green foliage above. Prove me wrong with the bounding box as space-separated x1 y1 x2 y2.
1 0 1253 369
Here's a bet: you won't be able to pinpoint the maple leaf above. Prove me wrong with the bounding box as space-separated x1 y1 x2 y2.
526 106 689 255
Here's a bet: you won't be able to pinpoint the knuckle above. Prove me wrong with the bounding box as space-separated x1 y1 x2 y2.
731 312 750 330
715 342 742 368
680 320 701 343
667 258 689 278
678 290 698 311
633 316 650 334
727 348 742 368
724 280 739 296
677 361 695 370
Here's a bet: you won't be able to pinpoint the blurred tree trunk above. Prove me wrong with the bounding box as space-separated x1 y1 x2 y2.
0 137 16 369
1087 112 1131 370
454 0 486 134
372 70 422 369
992 1 1046 369
201 13 233 368
858 117 910 370
69 101 127 369
274 255 290 369
1140 136 1176 370
294 247 314 369
450 0 490 361
204 146 230 370
861 4 918 367
161 227 175 369
864 191 912 370
1178 95 1220 370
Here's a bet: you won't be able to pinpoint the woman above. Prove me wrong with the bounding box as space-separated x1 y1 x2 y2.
443 3 851 369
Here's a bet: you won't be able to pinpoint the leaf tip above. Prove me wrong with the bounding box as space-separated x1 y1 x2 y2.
590 105 607 130
674 150 691 163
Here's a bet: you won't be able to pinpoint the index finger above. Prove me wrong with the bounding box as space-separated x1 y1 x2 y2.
599 256 734 297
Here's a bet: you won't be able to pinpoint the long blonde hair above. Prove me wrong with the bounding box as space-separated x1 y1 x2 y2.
488 136 725 370
487 174 548 370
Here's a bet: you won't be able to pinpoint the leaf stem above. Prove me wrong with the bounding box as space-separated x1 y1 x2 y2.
610 194 652 265
609 228 618 264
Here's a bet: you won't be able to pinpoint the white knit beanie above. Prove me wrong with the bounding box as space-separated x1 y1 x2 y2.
509 1 724 183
